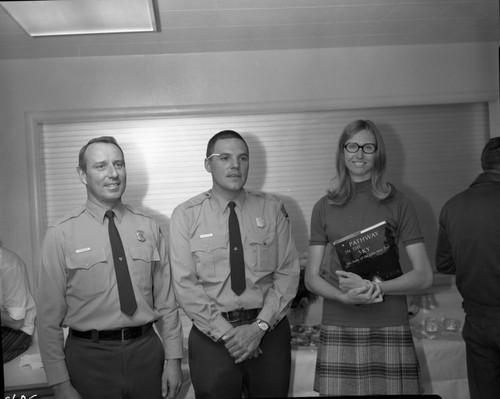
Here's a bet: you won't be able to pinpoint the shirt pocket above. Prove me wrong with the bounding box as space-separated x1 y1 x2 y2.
129 245 160 294
190 235 228 280
248 231 278 272
66 249 108 298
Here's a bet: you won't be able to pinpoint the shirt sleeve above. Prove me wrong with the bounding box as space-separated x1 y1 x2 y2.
396 192 425 246
1 261 30 320
151 224 184 359
309 198 329 246
257 199 300 327
169 205 233 342
37 226 71 386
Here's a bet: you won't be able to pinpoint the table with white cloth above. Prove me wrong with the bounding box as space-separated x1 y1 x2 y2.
410 282 469 399
3 331 54 398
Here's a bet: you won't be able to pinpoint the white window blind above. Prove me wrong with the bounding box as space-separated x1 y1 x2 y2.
33 102 490 269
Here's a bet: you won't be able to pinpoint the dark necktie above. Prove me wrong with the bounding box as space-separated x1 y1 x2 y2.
105 210 137 316
228 201 246 295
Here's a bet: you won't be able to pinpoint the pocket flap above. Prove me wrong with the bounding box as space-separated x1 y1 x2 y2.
66 248 107 270
247 231 277 246
129 246 160 262
190 235 227 253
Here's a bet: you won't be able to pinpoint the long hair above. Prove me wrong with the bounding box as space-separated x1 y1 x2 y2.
327 120 393 205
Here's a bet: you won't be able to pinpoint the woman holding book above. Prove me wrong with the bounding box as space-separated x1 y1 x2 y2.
305 119 433 396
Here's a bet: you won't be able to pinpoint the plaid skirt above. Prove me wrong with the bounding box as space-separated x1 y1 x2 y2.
314 324 423 396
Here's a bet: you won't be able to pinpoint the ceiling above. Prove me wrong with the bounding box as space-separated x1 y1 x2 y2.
0 0 498 60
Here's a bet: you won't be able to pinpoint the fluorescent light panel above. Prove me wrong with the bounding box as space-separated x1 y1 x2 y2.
0 0 157 37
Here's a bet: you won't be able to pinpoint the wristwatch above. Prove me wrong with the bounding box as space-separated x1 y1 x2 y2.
256 319 270 333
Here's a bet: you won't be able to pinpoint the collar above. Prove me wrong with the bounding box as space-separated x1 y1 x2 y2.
353 179 371 191
209 189 247 212
471 171 500 187
85 200 125 224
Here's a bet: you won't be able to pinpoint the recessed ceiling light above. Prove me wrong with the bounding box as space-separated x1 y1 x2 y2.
0 0 157 37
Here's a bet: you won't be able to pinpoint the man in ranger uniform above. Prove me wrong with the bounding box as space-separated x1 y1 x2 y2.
37 136 183 399
169 130 300 399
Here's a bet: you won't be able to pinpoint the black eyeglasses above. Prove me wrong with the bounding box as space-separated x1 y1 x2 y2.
344 142 377 154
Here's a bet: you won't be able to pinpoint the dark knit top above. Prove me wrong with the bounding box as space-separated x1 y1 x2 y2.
309 180 424 327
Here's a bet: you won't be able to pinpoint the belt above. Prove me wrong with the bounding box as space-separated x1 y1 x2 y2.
221 308 260 323
69 323 153 342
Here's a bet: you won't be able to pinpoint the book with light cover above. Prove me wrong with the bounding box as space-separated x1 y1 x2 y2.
333 221 402 282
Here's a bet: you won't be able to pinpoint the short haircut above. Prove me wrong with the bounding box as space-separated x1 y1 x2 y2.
78 136 124 171
206 130 248 158
481 136 500 171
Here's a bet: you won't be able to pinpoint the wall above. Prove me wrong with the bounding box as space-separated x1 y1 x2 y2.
0 42 498 280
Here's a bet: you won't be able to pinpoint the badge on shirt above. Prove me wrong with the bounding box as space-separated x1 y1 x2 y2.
256 217 266 228
136 230 146 242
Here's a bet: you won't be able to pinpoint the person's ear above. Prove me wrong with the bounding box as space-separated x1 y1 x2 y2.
205 158 212 173
77 166 87 185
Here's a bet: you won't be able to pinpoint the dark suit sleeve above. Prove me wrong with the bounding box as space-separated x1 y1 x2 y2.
435 207 456 274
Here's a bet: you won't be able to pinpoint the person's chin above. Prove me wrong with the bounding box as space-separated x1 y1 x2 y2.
225 182 244 192
104 193 123 203
349 168 370 177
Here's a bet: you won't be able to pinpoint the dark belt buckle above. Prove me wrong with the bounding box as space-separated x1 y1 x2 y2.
224 309 258 324
225 310 243 323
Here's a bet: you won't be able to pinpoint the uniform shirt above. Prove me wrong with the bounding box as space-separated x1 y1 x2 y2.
0 247 36 335
37 200 183 386
170 189 300 342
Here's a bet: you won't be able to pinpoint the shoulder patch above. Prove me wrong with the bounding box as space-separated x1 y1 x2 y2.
280 203 290 221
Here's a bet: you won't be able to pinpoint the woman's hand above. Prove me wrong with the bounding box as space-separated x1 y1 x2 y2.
336 270 368 292
341 282 383 305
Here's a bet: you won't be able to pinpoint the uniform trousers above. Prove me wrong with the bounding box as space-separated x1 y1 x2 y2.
463 315 500 399
65 327 164 399
188 317 291 399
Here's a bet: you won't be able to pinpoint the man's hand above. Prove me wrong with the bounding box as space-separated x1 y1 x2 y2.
162 359 183 399
222 323 264 364
52 380 82 399
248 347 263 360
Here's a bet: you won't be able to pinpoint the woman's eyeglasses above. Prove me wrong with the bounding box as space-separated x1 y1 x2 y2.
344 142 377 154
